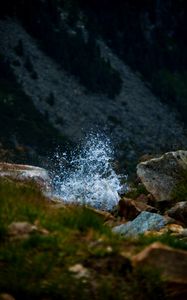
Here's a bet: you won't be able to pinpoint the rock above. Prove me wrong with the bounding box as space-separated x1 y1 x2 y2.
144 224 185 237
132 242 187 281
0 162 51 194
167 202 187 226
0 294 15 300
158 225 187 239
180 229 187 237
166 223 185 234
135 193 149 204
8 221 49 240
113 211 168 236
137 150 187 201
118 197 158 220
68 264 90 279
8 221 37 236
132 242 187 298
0 293 15 300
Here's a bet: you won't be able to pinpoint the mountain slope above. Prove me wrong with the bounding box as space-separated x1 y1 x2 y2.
0 18 186 164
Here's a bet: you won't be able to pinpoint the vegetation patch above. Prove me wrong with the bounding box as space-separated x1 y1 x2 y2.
171 169 187 202
125 183 149 199
0 178 186 299
137 233 187 252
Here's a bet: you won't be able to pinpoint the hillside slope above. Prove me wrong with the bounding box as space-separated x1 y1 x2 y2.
0 19 186 163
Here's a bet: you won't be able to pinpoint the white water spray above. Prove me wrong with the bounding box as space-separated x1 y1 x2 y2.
52 133 127 210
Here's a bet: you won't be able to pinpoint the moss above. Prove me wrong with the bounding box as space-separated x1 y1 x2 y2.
125 183 149 199
171 169 187 202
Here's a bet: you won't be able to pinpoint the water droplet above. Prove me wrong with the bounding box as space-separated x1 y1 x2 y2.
51 133 127 210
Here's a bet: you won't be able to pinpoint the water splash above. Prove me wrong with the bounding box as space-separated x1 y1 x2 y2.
52 133 127 210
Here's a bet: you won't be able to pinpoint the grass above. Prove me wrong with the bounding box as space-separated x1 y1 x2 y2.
137 234 187 251
0 178 186 299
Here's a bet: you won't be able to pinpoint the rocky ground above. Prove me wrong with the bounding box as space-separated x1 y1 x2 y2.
0 150 187 299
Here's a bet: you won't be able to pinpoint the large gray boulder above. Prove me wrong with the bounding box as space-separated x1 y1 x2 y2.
0 162 51 194
137 150 187 201
113 211 167 236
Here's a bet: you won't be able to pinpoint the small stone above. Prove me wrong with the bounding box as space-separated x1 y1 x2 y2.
68 264 89 279
144 230 165 237
181 229 187 237
8 222 37 236
8 221 49 240
113 211 168 236
144 224 185 237
106 246 113 253
167 224 184 234
0 294 15 300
